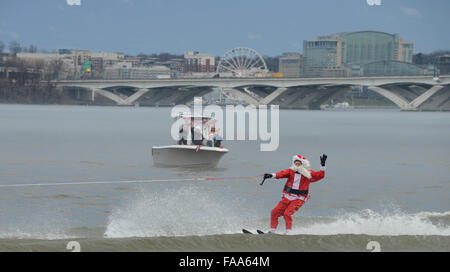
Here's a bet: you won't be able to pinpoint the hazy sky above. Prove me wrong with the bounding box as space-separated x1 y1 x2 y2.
0 0 449 56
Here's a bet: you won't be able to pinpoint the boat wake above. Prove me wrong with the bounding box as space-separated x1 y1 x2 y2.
104 185 257 238
289 209 450 236
104 185 450 238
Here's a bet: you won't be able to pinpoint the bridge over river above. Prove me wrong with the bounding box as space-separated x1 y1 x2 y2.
51 75 450 111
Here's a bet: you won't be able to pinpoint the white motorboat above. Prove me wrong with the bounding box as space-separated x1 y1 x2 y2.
152 113 228 167
152 145 229 167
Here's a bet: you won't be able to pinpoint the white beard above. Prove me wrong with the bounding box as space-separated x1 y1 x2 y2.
290 164 312 179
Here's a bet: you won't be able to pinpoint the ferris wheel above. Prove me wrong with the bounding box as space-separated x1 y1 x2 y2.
216 47 269 77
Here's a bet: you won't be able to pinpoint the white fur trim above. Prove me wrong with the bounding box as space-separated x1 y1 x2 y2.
271 173 276 178
320 166 326 171
292 155 310 169
289 165 312 179
283 192 308 201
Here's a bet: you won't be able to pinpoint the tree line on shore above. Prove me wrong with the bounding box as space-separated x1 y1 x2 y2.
0 41 63 104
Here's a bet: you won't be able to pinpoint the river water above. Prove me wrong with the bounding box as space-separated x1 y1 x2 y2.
0 104 449 251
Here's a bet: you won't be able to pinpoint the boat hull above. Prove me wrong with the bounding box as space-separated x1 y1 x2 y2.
152 145 228 167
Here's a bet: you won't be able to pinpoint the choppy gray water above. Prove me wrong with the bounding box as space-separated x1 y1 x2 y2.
0 104 449 251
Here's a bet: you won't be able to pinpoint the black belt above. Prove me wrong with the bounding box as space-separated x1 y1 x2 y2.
284 186 308 195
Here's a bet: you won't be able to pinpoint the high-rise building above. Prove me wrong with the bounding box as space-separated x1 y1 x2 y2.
278 53 303 77
398 38 414 63
302 38 342 77
183 51 215 73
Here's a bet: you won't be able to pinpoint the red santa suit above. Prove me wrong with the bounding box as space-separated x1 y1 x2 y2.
270 154 325 233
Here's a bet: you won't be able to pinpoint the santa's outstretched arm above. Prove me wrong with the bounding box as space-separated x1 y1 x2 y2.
264 169 290 179
310 154 327 182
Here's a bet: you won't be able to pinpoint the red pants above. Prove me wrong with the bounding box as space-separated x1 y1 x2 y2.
270 197 305 230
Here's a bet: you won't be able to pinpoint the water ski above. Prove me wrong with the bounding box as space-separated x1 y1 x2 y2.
242 229 265 234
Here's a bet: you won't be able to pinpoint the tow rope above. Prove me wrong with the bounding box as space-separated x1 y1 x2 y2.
0 175 264 188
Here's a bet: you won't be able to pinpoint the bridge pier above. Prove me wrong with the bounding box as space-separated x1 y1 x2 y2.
282 86 322 109
409 85 444 109
62 87 95 103
367 86 410 110
368 85 445 111
124 88 149 105
83 88 94 101
92 88 127 105
387 85 420 102
259 87 288 105
90 88 94 101
242 87 262 101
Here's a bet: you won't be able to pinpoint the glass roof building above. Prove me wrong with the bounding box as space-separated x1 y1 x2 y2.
340 31 413 65
302 31 414 77
362 60 430 76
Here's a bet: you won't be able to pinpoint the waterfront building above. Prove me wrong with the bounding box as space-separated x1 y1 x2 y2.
278 52 303 77
89 51 125 71
169 59 185 78
302 31 414 77
340 31 413 65
302 38 343 77
183 51 215 73
398 38 414 63
104 63 170 80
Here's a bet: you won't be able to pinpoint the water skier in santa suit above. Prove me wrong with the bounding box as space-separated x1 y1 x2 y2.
264 154 327 234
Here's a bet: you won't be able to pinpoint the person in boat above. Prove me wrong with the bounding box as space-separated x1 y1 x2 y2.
190 118 204 145
206 126 222 147
264 154 327 234
178 125 188 145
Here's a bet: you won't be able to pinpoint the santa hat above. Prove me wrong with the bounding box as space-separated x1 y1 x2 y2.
292 154 311 169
